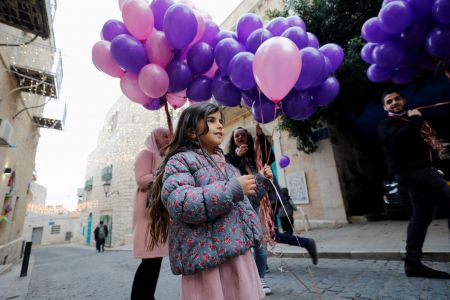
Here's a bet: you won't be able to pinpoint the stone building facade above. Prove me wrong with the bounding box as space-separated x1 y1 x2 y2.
77 96 167 248
0 0 64 264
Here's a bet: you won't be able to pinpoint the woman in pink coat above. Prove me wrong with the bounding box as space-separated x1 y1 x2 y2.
131 127 171 300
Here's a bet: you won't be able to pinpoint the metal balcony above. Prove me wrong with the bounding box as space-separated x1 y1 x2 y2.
0 0 57 39
0 28 64 99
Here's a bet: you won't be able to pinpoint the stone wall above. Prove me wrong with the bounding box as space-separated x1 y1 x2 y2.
78 96 166 248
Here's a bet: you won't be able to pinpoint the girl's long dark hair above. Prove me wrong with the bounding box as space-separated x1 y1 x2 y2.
146 102 222 250
227 127 256 159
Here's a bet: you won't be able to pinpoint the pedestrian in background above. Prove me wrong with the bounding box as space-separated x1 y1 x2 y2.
379 90 450 279
94 220 108 253
278 188 297 234
131 127 171 300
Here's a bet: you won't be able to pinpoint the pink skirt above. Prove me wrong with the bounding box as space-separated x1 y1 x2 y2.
180 250 264 300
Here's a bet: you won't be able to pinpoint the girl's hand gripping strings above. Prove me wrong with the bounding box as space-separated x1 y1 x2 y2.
238 175 257 195
261 165 273 180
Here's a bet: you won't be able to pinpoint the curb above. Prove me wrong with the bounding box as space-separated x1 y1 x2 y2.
269 250 450 262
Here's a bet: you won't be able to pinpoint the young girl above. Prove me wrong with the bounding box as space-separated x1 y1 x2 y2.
148 103 272 299
131 128 171 300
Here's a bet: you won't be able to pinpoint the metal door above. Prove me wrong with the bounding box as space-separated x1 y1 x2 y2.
31 227 43 245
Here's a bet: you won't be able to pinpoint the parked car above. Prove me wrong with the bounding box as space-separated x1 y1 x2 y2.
382 179 412 220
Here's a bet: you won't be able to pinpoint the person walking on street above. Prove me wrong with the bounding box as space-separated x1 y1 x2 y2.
131 127 171 300
94 221 108 253
378 90 450 279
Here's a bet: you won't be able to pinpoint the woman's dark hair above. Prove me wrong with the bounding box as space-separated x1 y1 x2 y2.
146 102 222 250
227 127 256 159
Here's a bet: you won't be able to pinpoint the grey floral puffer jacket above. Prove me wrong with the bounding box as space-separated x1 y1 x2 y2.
161 147 269 275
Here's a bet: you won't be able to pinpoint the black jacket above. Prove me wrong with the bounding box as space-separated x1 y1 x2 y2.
378 115 431 176
94 225 109 241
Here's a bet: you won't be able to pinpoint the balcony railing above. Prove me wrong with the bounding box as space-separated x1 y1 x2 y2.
0 0 57 39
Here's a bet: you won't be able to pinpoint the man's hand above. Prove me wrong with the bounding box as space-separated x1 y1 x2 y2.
408 109 422 117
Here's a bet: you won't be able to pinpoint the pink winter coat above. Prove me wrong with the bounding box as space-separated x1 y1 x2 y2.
133 149 168 258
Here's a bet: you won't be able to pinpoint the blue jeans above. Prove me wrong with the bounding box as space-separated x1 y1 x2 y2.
253 243 267 279
253 208 267 279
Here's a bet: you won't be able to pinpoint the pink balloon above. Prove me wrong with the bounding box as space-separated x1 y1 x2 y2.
138 64 169 98
191 10 206 45
253 37 302 103
167 89 187 109
118 0 130 10
145 31 173 68
120 72 149 104
122 0 154 40
92 40 125 78
203 62 218 78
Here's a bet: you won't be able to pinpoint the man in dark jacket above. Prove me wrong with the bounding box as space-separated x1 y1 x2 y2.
94 221 108 253
378 90 450 279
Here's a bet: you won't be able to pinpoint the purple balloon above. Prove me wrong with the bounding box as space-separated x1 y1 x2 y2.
143 98 164 110
402 50 420 66
150 0 175 31
237 13 263 44
379 1 413 34
367 64 392 82
361 43 377 64
246 29 273 54
372 40 405 68
266 17 290 36
216 31 238 43
294 47 325 90
279 155 290 168
102 20 129 42
282 27 309 50
306 32 319 48
310 77 340 106
228 52 256 91
242 92 255 108
432 0 450 26
199 20 220 46
319 43 344 73
214 38 244 72
252 96 277 124
164 4 197 49
409 0 434 21
391 67 416 84
111 34 148 73
212 75 242 107
312 56 332 87
426 27 450 58
399 20 433 49
361 17 390 43
286 16 306 31
187 76 212 101
167 61 193 92
187 42 214 75
281 90 316 120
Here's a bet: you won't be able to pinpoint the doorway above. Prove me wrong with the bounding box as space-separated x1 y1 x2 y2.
31 227 43 245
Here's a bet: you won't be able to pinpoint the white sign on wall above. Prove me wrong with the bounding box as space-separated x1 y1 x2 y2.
286 171 309 204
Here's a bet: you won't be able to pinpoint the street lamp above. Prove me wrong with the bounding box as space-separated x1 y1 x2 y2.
102 181 120 197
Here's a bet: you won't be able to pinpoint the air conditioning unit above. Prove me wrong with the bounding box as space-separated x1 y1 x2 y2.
0 118 13 146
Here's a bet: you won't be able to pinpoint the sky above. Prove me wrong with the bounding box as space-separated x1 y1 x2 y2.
35 0 242 210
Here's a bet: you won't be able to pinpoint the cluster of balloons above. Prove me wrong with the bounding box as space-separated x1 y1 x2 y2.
92 0 344 123
361 0 450 84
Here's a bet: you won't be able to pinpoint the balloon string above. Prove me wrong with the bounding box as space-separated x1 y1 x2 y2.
268 179 322 299
164 99 173 134
416 100 450 111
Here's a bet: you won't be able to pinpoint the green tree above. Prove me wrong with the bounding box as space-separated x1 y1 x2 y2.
269 0 392 153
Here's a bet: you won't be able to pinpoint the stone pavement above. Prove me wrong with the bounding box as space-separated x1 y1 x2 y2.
1 219 449 299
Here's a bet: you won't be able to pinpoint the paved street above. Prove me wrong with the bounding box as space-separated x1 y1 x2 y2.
26 246 450 300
